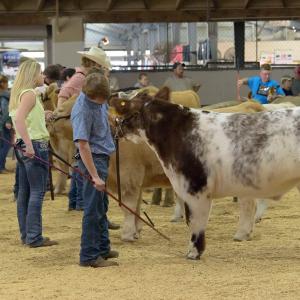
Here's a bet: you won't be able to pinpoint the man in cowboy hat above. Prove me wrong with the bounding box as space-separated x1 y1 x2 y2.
57 46 111 108
56 47 121 228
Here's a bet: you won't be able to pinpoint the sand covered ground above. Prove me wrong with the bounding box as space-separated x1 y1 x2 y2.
0 157 300 300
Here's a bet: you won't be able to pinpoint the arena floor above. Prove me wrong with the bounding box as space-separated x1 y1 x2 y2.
1 158 300 300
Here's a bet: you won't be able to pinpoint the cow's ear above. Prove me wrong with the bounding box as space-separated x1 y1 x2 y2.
109 97 131 116
155 86 170 102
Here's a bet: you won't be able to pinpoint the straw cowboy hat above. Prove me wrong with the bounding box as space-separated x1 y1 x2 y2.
77 46 111 69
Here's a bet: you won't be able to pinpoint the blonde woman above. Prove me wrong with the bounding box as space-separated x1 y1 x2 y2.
9 59 58 247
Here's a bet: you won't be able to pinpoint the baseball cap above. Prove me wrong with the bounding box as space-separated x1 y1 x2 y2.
172 62 185 70
281 75 292 84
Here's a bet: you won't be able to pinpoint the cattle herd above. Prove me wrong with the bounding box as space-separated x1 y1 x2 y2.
45 85 300 260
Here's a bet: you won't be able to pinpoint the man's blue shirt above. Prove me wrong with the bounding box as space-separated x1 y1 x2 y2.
248 76 285 104
71 92 115 156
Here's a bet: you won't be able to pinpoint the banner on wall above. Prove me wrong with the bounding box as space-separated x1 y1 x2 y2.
259 52 274 65
0 50 20 79
274 50 293 64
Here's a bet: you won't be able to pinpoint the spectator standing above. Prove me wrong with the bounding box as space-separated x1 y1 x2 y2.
281 75 293 96
0 75 13 174
163 62 201 92
291 66 300 96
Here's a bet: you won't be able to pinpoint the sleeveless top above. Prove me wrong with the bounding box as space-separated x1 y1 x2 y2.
10 89 49 140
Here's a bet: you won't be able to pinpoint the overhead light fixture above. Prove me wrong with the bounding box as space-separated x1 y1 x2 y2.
101 37 110 45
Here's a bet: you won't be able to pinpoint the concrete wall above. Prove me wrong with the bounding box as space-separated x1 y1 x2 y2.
51 17 84 67
112 68 295 105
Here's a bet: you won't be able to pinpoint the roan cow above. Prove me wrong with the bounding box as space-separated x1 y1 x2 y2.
109 91 300 259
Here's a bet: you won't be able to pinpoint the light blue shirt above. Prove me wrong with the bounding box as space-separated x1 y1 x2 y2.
71 92 115 156
248 76 285 104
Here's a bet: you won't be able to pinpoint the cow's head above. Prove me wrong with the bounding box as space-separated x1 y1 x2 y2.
109 87 171 142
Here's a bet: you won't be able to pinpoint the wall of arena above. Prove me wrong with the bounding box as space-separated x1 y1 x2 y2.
113 68 296 105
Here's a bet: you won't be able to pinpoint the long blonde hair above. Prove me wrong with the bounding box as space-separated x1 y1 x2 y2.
9 59 41 112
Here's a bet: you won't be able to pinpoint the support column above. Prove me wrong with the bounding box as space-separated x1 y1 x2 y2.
208 22 218 62
188 23 197 65
51 16 84 67
234 22 245 68
126 39 132 66
171 23 181 45
132 34 140 64
158 23 169 63
148 25 158 54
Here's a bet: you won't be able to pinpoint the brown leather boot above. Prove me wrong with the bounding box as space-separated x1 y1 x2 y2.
80 256 118 268
29 237 58 248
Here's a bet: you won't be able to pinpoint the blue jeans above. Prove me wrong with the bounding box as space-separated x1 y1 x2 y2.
68 170 84 210
79 154 110 263
16 140 49 245
14 162 20 199
0 128 12 170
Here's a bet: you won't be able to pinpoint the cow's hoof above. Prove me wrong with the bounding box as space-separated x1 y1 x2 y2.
233 232 252 241
170 216 183 223
186 246 202 260
186 251 201 260
255 217 262 223
121 235 136 242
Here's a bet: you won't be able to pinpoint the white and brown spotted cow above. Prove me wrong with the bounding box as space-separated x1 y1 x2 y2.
110 92 300 260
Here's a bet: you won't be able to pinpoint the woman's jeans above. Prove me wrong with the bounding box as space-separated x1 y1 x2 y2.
16 140 49 246
78 154 110 263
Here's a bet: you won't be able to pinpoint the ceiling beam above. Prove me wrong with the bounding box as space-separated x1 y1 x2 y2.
143 0 150 10
73 0 82 10
244 0 252 9
1 0 13 11
176 0 185 10
37 0 46 11
36 0 46 11
106 0 117 11
2 8 300 25
211 0 218 9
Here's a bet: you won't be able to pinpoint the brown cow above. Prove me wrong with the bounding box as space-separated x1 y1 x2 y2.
47 88 198 241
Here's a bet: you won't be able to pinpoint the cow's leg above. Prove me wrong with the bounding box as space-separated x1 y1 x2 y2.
162 188 174 207
171 196 184 222
234 197 256 241
54 161 68 194
255 199 268 223
134 189 143 239
151 188 162 205
52 142 73 195
185 195 212 260
121 189 141 242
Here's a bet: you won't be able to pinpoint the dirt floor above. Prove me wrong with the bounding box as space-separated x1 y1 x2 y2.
0 157 300 300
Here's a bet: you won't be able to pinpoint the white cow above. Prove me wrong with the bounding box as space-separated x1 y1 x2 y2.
172 101 297 223
110 92 300 260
